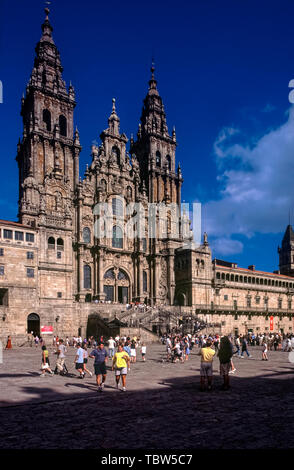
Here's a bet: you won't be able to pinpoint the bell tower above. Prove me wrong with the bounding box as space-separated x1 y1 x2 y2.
130 63 183 206
15 8 82 306
16 7 81 227
278 225 294 276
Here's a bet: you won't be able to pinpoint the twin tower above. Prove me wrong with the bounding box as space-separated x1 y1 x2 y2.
16 8 190 308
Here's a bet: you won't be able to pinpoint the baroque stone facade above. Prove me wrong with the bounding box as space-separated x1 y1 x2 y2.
1 9 294 342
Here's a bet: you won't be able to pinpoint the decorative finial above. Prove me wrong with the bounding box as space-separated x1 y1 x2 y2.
112 97 116 113
151 57 155 79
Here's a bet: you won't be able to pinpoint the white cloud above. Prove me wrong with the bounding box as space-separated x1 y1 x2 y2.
203 106 294 249
210 237 244 256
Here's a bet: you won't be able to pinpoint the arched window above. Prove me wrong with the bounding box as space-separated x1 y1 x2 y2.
57 238 64 250
59 115 67 137
216 272 220 280
48 237 55 249
104 268 115 279
112 226 123 248
43 109 51 131
112 198 123 217
143 271 148 292
83 227 91 244
112 146 120 165
118 269 128 280
84 265 91 289
156 151 161 167
166 155 171 170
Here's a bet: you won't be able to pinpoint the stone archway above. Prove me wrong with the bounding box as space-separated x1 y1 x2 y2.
27 313 40 337
103 268 130 304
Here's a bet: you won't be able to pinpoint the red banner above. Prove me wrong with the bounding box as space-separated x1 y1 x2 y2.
270 316 274 331
41 325 53 335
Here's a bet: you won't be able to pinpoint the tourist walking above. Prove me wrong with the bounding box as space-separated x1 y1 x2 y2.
198 339 215 391
262 340 268 361
130 340 137 363
141 343 147 361
83 344 93 377
240 336 252 358
55 338 67 374
218 336 233 390
5 335 12 349
89 342 108 391
40 345 54 376
74 343 85 378
112 344 131 391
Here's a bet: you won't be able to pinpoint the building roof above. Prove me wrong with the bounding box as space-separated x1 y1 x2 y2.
215 263 294 280
0 220 36 230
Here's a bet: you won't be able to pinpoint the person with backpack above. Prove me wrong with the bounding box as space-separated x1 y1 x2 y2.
218 336 233 390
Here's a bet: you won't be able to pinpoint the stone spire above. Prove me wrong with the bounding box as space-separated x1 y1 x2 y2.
28 7 69 98
107 98 120 137
138 61 169 138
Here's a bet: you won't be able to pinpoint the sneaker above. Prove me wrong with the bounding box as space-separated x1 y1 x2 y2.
89 372 93 377
240 356 244 359
98 386 102 392
101 383 104 389
122 387 126 392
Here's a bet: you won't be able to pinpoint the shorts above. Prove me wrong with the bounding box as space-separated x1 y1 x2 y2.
41 363 49 370
130 350 136 357
84 358 88 364
220 362 231 376
200 362 213 377
142 353 146 357
94 363 107 376
76 363 84 370
115 367 128 376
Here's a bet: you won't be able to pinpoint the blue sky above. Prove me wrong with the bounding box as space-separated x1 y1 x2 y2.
0 0 294 272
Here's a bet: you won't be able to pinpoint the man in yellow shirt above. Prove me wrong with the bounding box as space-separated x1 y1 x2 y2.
112 344 131 391
198 339 215 391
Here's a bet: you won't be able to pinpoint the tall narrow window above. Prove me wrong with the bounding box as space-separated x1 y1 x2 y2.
156 151 161 167
59 115 67 137
112 146 120 165
84 265 91 289
166 155 171 170
43 109 51 132
143 271 148 292
57 238 64 251
83 227 91 244
112 226 123 248
48 237 55 249
112 198 123 217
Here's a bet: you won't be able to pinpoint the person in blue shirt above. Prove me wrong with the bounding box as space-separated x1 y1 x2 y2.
89 342 108 391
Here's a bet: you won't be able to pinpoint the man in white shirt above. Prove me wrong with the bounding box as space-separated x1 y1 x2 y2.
108 337 116 358
74 343 85 378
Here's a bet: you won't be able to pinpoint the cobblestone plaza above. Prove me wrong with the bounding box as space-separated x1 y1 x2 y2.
0 343 293 449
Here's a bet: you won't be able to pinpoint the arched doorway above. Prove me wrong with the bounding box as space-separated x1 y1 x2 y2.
27 313 40 336
103 268 130 304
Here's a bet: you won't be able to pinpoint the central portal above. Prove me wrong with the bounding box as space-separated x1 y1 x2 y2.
103 268 130 303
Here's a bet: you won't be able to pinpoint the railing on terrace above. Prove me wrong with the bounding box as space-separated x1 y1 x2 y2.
195 304 294 315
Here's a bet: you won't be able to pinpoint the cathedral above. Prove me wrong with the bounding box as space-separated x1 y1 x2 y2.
1 9 294 343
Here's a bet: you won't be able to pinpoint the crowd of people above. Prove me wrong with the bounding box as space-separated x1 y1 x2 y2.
4 328 294 393
38 334 147 392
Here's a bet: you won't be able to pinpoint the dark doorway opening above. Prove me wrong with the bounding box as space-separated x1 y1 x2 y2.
27 313 40 336
118 286 128 304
